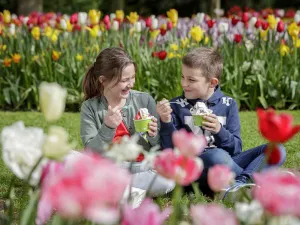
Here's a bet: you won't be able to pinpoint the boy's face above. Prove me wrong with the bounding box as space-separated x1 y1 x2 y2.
181 64 217 100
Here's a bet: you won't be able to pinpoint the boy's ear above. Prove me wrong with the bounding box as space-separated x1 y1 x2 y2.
210 78 219 88
99 75 105 84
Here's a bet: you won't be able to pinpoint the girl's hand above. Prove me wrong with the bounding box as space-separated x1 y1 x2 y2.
104 105 122 129
148 117 158 137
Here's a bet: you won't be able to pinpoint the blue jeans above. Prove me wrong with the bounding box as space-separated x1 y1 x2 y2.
196 144 286 193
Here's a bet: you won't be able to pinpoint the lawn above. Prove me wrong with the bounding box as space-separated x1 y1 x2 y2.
0 110 300 211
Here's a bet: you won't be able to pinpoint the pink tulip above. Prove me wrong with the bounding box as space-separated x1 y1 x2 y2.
208 165 235 192
121 198 171 225
172 129 207 157
190 204 238 225
154 149 203 186
38 153 131 224
253 169 300 217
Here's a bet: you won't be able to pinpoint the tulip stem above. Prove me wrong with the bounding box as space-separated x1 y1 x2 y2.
169 184 183 224
26 155 44 185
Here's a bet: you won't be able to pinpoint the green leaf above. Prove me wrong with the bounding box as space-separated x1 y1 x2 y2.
20 190 40 225
258 96 268 109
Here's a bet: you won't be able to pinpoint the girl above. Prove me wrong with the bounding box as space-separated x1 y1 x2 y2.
80 47 174 196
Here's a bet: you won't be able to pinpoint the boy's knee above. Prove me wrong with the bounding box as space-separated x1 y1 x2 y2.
200 149 233 168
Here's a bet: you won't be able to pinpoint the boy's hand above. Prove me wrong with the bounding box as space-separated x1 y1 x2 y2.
156 99 173 123
104 105 122 129
148 117 158 137
202 114 221 134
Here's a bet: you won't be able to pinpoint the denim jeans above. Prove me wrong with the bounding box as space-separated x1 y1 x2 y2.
196 144 286 193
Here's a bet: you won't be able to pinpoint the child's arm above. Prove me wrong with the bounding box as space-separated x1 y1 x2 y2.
80 102 117 152
159 113 179 149
212 100 242 156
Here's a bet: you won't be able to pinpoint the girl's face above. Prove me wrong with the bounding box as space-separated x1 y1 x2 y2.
102 63 136 100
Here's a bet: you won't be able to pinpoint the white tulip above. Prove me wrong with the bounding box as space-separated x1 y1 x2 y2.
1 121 47 185
39 82 67 122
249 17 257 27
23 16 29 25
78 12 87 25
134 21 142 32
218 22 229 33
60 19 67 30
277 9 285 18
151 18 158 29
110 13 116 20
196 12 205 24
9 24 16 35
245 39 254 52
294 12 300 24
112 20 119 31
42 126 72 160
235 200 263 225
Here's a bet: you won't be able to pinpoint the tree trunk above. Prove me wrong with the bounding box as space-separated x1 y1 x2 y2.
210 0 221 17
17 0 43 15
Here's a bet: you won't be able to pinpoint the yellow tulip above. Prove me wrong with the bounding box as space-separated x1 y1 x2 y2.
44 26 53 37
189 26 204 42
168 52 176 59
89 9 101 25
204 36 210 45
66 20 73 32
12 53 21 64
31 26 40 40
150 29 160 39
127 12 139 24
288 22 299 39
167 9 178 26
267 15 277 30
170 43 179 51
181 37 190 48
294 39 300 48
280 43 290 56
51 34 58 43
76 54 83 61
116 10 124 22
1 10 11 23
52 50 61 61
260 29 268 41
32 55 39 62
85 25 100 38
3 57 12 67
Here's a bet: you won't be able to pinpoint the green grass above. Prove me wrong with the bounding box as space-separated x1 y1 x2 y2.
0 111 300 212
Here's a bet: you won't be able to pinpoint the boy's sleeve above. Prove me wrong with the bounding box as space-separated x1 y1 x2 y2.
80 102 116 153
145 94 161 147
213 100 242 156
159 109 181 150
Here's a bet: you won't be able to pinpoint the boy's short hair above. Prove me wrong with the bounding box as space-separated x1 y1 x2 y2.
182 47 223 80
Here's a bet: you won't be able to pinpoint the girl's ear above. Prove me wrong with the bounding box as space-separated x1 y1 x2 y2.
210 78 219 88
99 75 105 84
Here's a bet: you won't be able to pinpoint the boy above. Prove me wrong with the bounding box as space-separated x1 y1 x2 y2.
156 47 286 197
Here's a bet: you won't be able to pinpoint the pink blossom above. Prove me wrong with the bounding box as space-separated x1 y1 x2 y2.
253 169 300 217
38 153 131 224
121 198 171 225
208 165 235 192
172 129 207 157
36 161 64 225
190 204 238 225
153 149 203 186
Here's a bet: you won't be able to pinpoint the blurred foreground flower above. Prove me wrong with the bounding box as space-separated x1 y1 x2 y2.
39 82 67 122
1 121 46 185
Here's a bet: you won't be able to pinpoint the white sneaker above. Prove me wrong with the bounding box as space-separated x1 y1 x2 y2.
121 186 146 208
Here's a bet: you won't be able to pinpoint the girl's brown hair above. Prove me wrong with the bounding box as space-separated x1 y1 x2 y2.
83 47 136 100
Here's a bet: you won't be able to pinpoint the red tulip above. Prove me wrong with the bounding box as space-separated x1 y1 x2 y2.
257 108 300 143
72 24 81 32
234 34 242 43
255 19 262 28
70 13 78 24
277 21 284 33
264 144 282 165
241 12 249 23
231 16 239 26
262 21 269 30
160 28 167 36
158 51 167 60
206 19 215 28
167 21 173 30
145 17 152 28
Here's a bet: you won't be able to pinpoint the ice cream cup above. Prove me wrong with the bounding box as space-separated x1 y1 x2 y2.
134 118 152 132
192 114 204 126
